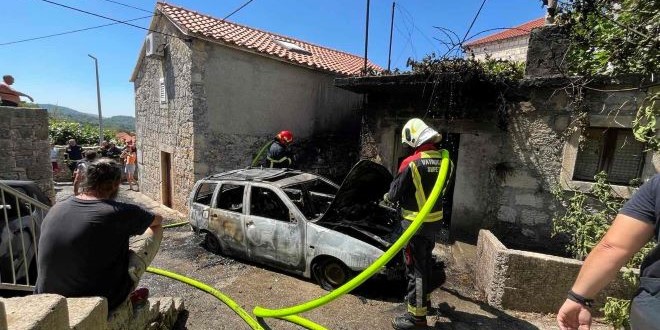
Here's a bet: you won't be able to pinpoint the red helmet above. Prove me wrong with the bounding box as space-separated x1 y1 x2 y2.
276 130 293 144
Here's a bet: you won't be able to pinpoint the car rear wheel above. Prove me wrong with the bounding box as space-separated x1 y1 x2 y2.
203 232 222 254
313 257 351 291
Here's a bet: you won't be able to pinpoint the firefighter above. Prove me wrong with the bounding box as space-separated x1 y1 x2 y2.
266 130 294 168
385 118 453 330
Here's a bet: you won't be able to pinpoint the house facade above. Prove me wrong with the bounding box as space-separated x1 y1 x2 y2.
338 26 659 252
463 17 545 62
131 3 377 212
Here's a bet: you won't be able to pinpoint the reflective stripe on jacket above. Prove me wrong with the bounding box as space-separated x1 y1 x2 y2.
387 146 453 222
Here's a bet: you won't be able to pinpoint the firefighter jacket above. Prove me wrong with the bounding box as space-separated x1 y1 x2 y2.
266 140 292 168
387 144 453 222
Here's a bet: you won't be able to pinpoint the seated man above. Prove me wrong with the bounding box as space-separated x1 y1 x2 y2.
35 159 163 311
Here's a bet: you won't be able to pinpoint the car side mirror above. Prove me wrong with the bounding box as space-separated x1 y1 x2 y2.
289 211 297 223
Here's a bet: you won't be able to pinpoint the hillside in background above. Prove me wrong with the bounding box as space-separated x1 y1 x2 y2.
39 103 135 132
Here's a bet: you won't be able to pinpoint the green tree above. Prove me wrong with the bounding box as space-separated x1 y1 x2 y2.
49 118 116 145
560 0 659 75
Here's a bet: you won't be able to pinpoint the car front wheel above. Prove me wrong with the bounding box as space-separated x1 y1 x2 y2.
313 257 351 291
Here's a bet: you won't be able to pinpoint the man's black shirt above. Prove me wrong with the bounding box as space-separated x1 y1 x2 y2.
35 197 153 309
65 145 83 161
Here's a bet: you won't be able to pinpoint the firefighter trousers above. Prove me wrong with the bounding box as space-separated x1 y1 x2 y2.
402 220 440 317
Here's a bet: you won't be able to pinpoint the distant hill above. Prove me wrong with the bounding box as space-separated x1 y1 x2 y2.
39 104 135 132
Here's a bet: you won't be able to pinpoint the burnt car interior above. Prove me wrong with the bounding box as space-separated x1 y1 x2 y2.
216 184 244 213
250 187 290 222
283 179 338 220
194 182 216 206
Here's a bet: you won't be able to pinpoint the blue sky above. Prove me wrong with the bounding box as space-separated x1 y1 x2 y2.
1 0 543 117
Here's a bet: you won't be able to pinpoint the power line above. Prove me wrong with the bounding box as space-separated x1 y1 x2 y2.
38 0 182 40
396 5 441 54
97 0 152 13
460 0 488 44
223 0 255 21
0 15 153 46
465 27 535 44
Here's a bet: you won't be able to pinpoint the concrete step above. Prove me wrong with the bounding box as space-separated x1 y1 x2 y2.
66 297 107 330
3 294 69 330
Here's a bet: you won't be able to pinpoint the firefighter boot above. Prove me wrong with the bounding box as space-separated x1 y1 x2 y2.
391 313 427 329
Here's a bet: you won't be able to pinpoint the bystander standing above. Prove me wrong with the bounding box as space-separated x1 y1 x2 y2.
50 143 60 175
64 139 83 180
122 146 138 191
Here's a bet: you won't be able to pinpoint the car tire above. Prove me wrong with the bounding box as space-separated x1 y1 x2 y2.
313 257 351 291
204 232 222 254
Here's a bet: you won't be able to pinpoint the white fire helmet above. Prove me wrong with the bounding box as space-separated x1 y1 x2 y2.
401 118 441 148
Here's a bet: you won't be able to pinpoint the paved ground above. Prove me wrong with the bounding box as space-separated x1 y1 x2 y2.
54 184 610 329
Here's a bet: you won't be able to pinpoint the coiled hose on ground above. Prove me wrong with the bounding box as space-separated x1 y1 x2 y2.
148 150 450 329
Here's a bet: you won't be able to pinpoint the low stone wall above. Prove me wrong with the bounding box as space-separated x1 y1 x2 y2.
0 294 183 330
0 107 54 202
476 229 636 314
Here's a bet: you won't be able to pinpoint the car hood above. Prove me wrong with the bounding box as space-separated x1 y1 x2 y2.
315 160 393 224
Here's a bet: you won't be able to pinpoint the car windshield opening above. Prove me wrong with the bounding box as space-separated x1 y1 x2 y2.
283 179 337 220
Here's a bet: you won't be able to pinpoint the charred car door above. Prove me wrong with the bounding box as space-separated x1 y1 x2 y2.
188 181 218 231
209 183 248 258
244 184 304 270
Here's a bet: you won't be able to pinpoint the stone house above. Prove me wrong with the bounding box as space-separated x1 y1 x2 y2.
463 17 545 62
131 3 379 212
337 26 659 252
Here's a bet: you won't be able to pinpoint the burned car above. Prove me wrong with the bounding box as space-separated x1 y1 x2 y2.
188 160 404 289
0 180 50 287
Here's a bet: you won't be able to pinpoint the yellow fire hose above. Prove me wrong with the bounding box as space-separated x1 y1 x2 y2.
148 150 450 329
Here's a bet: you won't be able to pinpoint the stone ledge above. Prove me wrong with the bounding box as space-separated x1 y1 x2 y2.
1 294 184 330
67 297 108 330
2 294 69 330
475 229 636 314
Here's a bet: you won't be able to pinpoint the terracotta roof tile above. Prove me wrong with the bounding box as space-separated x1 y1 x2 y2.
157 2 381 76
464 17 545 47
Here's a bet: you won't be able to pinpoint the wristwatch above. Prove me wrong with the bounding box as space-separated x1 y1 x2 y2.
567 290 594 307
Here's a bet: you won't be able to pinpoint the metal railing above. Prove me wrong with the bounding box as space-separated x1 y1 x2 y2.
0 182 50 291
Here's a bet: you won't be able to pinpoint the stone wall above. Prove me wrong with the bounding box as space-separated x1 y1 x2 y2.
133 17 195 213
0 107 54 202
466 35 530 62
476 230 636 314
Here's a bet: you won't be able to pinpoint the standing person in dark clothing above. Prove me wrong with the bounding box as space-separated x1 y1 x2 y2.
98 140 111 158
557 175 660 330
64 139 83 179
384 118 453 330
266 130 294 168
35 158 163 311
107 141 122 160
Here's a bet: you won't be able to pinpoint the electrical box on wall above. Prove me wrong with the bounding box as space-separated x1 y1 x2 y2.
145 33 164 57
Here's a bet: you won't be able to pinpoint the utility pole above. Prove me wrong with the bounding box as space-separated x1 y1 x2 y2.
387 2 396 71
363 0 371 76
88 54 103 145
